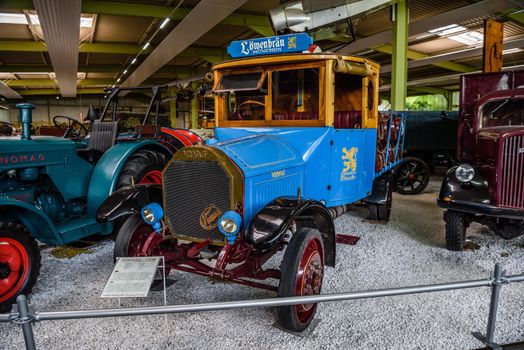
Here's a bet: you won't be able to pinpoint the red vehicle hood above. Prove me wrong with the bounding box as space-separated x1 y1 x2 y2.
475 127 524 166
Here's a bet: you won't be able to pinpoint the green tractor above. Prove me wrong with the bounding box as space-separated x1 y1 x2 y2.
0 102 201 311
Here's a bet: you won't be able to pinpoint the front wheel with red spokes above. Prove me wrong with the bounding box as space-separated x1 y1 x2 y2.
276 227 324 332
114 214 173 287
0 227 41 313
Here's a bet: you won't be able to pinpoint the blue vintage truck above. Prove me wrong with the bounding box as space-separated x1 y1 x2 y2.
0 100 201 312
98 39 405 332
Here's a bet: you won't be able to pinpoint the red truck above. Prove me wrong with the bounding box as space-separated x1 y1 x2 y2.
438 70 524 250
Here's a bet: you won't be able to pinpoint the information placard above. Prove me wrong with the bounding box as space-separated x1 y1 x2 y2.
101 257 161 298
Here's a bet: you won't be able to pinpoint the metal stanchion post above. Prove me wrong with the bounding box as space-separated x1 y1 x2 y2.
473 263 506 350
15 295 36 350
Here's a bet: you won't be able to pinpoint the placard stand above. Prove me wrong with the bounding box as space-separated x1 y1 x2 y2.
102 256 167 308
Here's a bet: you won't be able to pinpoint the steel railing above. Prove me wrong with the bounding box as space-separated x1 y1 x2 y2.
1 263 523 350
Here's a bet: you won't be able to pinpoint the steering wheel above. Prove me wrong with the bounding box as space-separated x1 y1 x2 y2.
53 116 88 140
238 100 265 120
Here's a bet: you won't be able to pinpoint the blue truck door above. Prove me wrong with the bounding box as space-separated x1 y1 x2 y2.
327 128 376 206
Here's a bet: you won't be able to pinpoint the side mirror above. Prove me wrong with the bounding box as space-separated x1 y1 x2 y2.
440 111 448 119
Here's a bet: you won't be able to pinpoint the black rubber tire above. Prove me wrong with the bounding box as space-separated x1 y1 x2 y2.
0 226 41 313
116 149 167 189
112 150 167 238
444 210 466 251
276 227 324 333
366 181 393 223
395 157 430 195
114 214 170 288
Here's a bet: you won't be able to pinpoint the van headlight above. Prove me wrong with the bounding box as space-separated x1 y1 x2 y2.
455 164 475 183
218 211 242 244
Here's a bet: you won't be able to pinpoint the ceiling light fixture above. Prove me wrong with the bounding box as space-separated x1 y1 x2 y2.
112 0 184 87
160 18 170 29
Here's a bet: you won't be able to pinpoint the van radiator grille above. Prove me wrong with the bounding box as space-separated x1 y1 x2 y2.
163 160 230 243
499 135 524 209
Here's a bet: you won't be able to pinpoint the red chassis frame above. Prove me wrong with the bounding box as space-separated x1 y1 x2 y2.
139 228 283 291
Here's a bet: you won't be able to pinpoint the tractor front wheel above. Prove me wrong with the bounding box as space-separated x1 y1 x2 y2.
276 227 324 333
0 226 41 313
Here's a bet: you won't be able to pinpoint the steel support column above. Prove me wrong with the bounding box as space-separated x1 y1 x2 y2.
390 0 408 110
191 87 198 129
169 86 177 128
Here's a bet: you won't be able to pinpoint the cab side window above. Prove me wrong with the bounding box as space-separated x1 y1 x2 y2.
272 68 320 121
334 73 362 129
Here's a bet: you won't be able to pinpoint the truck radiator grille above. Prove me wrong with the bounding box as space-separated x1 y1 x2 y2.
499 135 524 209
163 160 230 243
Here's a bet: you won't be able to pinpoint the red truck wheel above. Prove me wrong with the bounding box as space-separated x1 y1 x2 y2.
114 215 173 287
0 227 41 313
276 227 324 332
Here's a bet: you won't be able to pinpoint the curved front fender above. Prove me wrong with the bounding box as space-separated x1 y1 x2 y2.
96 184 163 223
246 196 336 267
438 165 491 205
87 140 170 216
0 199 61 244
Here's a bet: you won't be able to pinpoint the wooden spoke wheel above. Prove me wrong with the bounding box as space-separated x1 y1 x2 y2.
276 227 324 332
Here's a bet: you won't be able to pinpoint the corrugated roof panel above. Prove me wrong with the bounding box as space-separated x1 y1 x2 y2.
34 0 81 97
0 81 21 98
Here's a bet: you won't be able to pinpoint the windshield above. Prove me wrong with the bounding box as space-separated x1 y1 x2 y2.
215 71 266 93
481 98 524 128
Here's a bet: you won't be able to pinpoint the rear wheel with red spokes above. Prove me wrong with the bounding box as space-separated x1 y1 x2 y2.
276 227 324 332
0 226 41 313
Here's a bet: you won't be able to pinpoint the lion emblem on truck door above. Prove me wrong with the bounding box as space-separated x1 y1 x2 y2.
340 147 358 181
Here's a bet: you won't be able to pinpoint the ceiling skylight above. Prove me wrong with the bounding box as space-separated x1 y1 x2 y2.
428 24 465 36
421 23 484 45
0 12 92 28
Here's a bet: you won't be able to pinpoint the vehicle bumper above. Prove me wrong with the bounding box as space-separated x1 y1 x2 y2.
437 199 524 220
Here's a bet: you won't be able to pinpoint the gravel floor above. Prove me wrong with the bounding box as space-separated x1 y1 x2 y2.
1 177 523 350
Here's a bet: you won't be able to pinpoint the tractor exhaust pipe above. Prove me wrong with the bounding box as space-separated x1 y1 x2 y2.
16 103 34 140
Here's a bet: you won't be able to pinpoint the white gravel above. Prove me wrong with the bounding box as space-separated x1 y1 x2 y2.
1 177 523 350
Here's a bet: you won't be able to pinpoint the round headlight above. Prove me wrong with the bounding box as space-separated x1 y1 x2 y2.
456 164 475 182
217 211 242 244
140 203 164 232
220 219 238 234
142 208 155 223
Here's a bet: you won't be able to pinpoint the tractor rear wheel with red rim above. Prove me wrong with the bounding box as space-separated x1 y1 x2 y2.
116 149 167 189
276 227 324 332
114 214 173 287
112 150 167 237
0 226 41 313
